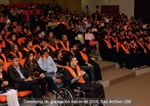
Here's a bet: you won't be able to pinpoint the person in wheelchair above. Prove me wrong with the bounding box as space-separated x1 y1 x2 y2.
63 55 105 98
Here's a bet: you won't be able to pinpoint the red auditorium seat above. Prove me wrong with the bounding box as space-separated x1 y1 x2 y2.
0 96 7 103
23 10 30 22
35 9 41 15
29 10 34 14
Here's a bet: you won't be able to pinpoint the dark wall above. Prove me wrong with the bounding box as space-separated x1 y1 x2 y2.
134 0 150 23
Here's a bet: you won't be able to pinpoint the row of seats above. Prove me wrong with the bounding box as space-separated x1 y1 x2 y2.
23 9 41 22
0 58 61 103
0 59 31 103
6 3 42 9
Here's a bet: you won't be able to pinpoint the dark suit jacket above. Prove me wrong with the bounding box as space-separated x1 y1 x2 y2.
8 65 31 90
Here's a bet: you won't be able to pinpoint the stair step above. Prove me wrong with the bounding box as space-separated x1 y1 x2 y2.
133 67 150 76
95 61 116 71
102 68 135 85
97 80 110 88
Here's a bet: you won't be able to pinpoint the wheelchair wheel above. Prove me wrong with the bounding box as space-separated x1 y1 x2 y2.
56 87 75 106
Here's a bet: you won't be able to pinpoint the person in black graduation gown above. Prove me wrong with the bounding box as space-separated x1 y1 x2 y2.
65 44 78 64
109 31 119 62
33 30 44 45
136 36 147 67
76 44 102 81
100 33 113 61
118 39 136 69
22 39 37 59
63 55 105 101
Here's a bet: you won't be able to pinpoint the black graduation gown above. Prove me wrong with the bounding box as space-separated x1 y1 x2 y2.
75 51 102 80
100 40 113 61
136 41 146 66
118 45 135 69
109 37 118 62
63 67 105 99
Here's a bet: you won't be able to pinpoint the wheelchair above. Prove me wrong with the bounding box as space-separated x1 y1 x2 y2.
55 82 105 106
56 83 86 106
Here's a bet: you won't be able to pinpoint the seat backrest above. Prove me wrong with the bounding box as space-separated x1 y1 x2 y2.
4 62 12 72
23 10 30 22
20 58 26 67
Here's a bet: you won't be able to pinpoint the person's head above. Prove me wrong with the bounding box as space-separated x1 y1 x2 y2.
25 39 33 48
119 30 125 36
62 34 68 41
68 55 78 67
48 32 54 38
130 38 135 43
110 31 117 37
79 44 86 52
1 29 6 35
54 50 62 59
82 23 86 29
40 39 47 47
11 43 18 52
127 30 132 35
142 30 148 35
11 34 16 41
138 36 143 41
40 50 49 58
50 37 58 46
87 27 92 33
135 30 141 36
11 56 20 67
26 52 34 62
35 25 41 31
0 62 4 73
36 30 43 38
70 44 77 52
122 39 128 45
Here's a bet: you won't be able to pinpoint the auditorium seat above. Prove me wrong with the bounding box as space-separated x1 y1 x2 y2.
3 62 12 72
18 37 26 47
0 96 7 103
23 10 30 22
29 10 34 15
20 58 26 67
35 9 41 15
18 90 32 97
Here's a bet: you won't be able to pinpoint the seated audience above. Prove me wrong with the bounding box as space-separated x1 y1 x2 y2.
85 27 99 54
53 50 67 72
100 33 113 61
22 39 37 58
58 34 70 51
76 44 102 81
8 56 42 98
63 55 105 100
0 62 20 106
0 47 7 63
37 50 63 91
24 52 53 98
7 43 23 61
